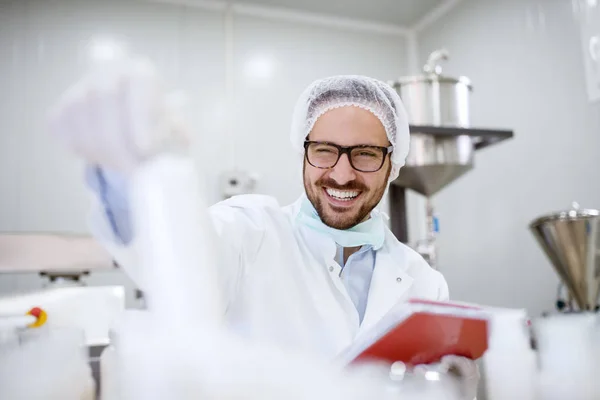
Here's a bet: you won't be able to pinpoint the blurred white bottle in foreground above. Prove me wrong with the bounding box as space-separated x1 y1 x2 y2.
483 310 538 400
534 314 599 400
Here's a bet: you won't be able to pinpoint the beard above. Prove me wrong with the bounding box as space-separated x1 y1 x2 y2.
303 163 390 230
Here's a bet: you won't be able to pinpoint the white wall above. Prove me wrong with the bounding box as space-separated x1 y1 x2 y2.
416 0 600 316
230 13 409 205
0 0 408 297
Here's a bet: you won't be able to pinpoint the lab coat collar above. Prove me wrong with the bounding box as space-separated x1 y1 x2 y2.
287 196 415 333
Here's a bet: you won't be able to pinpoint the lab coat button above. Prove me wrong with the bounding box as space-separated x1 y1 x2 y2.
396 277 402 282
329 266 334 272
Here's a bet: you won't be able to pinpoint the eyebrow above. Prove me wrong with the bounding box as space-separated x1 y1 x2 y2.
307 139 392 147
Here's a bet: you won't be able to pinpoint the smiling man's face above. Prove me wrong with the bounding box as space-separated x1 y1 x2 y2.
303 106 392 230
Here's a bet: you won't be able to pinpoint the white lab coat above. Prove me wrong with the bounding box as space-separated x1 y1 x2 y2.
90 194 449 359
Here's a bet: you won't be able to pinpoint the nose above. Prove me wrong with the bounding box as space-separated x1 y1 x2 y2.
329 153 356 185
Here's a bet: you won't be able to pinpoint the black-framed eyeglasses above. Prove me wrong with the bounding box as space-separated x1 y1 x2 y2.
303 140 393 173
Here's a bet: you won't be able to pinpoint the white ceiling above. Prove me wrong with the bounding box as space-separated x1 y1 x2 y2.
226 0 446 27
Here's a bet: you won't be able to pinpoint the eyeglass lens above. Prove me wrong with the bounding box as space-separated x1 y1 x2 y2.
306 142 385 172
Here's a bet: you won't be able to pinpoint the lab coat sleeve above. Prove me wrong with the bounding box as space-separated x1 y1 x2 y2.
206 195 278 303
87 178 274 308
404 244 451 302
437 274 450 301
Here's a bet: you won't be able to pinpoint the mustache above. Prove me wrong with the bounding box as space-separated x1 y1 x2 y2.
316 178 368 192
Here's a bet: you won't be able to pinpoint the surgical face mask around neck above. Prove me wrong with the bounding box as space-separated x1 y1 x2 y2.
296 195 385 250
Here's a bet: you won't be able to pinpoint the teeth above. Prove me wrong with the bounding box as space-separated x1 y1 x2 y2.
326 188 359 201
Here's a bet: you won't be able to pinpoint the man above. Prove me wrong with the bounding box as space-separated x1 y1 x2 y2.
49 58 477 397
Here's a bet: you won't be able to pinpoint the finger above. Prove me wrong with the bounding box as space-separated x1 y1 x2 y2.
441 356 478 379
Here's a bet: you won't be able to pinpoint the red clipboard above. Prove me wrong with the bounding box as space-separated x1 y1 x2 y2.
345 299 489 366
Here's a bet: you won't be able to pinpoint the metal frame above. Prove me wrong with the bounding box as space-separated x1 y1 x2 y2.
390 126 514 244
408 125 514 150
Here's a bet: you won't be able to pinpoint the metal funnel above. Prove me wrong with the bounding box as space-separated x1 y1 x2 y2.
393 133 474 196
529 203 600 311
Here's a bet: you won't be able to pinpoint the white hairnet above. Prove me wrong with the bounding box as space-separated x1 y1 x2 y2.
290 75 410 182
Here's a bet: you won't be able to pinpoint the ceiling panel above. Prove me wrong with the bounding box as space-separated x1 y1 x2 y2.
231 0 446 27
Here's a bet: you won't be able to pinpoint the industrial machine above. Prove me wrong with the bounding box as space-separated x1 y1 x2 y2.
0 232 127 397
388 49 514 267
529 202 600 313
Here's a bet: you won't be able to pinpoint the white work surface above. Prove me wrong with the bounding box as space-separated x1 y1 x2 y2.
0 232 125 345
0 232 114 273
0 285 125 346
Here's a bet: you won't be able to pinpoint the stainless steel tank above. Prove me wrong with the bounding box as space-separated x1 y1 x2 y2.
391 49 472 128
390 49 475 197
397 133 474 197
529 202 600 311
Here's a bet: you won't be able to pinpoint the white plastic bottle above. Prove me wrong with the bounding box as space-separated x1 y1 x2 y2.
483 310 538 400
535 314 597 400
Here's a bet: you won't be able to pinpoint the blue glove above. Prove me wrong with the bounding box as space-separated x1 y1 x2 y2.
85 165 133 245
